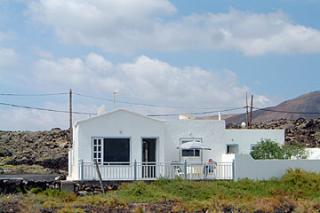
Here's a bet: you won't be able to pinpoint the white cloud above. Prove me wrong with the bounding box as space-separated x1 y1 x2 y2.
0 47 17 70
0 102 97 131
0 53 272 130
34 53 271 110
0 108 67 131
28 0 320 55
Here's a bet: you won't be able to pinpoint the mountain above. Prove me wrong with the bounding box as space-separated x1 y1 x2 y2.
226 91 320 124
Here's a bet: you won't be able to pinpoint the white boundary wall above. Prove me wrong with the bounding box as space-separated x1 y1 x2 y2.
234 154 320 180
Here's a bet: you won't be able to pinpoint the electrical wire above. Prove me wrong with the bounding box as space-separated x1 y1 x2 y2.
74 92 242 110
147 107 246 117
3 91 320 117
0 92 68 96
253 107 320 115
0 102 96 116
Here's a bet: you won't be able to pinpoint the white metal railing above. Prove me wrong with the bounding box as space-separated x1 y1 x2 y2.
78 161 233 181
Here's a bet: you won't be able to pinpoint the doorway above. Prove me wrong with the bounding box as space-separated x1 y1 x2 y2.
142 138 157 178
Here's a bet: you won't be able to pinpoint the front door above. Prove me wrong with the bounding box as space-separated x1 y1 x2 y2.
142 138 157 178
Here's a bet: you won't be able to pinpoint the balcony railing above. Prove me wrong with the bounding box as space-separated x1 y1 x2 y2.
77 161 233 181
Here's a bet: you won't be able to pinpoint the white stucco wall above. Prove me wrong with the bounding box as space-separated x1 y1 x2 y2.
225 129 285 155
165 120 226 163
69 110 166 180
234 154 320 180
69 125 79 180
305 148 320 159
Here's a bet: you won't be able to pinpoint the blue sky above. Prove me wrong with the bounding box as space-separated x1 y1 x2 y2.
0 0 319 130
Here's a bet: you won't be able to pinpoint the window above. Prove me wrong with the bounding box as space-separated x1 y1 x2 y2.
180 138 202 157
93 138 103 164
226 144 239 154
182 149 200 157
103 138 130 165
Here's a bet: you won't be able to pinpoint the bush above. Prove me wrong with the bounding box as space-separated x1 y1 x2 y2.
282 143 307 159
281 169 320 192
251 139 284 159
251 139 306 160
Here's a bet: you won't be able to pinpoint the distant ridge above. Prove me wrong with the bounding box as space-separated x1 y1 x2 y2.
226 91 320 124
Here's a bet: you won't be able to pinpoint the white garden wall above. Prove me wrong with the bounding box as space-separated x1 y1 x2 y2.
165 120 226 163
234 154 320 180
225 129 285 155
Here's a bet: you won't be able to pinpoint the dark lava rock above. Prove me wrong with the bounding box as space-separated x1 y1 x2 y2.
0 129 71 171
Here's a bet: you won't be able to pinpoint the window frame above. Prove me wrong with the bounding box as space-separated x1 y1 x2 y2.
92 137 131 165
226 144 239 154
181 149 201 157
179 137 203 158
103 138 130 165
92 137 103 165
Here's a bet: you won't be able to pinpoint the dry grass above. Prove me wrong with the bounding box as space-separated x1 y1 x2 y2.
0 169 320 212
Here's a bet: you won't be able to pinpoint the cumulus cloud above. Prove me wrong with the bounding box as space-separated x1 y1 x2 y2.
28 0 320 55
34 53 271 110
1 53 272 130
0 31 17 71
0 47 17 70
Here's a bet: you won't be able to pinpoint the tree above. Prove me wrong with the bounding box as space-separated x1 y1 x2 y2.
250 139 306 160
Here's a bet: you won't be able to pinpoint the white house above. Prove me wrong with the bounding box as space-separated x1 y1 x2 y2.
67 109 284 181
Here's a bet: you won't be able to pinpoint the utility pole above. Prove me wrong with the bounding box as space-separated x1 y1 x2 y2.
249 95 254 127
69 89 73 143
246 93 249 127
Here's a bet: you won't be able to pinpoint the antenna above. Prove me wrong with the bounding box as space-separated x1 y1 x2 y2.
113 90 118 109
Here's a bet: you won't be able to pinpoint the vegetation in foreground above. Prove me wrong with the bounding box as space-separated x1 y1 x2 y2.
0 169 320 212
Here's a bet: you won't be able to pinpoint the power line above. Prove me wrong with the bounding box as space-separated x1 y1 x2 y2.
147 107 245 117
253 107 320 115
74 92 241 110
0 101 244 118
0 92 68 97
0 102 96 116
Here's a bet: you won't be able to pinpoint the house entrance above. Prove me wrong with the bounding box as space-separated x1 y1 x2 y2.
142 138 157 178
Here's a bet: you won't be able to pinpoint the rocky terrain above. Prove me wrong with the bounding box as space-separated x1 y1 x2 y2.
0 128 71 173
0 117 320 173
227 117 320 147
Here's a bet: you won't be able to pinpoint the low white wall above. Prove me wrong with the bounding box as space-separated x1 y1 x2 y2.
305 148 320 159
234 154 320 180
225 129 285 155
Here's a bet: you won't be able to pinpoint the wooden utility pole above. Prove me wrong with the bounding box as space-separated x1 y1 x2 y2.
69 89 73 142
246 93 249 127
249 95 254 126
94 160 105 194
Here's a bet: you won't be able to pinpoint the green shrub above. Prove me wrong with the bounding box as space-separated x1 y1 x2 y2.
41 189 68 198
30 187 43 194
251 139 306 159
281 169 320 197
251 139 284 159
